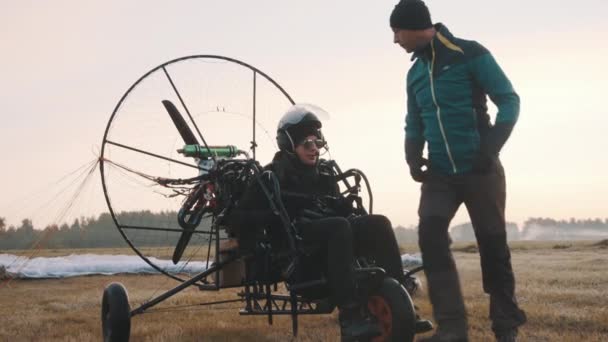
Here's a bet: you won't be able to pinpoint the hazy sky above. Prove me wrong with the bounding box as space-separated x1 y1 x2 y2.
1 0 607 229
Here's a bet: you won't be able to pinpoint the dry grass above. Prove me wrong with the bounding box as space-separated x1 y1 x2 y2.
1 241 607 341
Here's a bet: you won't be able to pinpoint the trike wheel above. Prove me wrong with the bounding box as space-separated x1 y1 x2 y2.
102 282 131 342
367 277 416 342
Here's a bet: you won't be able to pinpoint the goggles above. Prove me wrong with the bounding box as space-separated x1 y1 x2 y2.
298 138 327 150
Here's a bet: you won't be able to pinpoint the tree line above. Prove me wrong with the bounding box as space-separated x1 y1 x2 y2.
391 217 608 243
0 211 183 250
448 217 608 242
1 214 607 250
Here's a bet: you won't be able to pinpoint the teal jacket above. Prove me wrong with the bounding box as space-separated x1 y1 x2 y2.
405 23 519 175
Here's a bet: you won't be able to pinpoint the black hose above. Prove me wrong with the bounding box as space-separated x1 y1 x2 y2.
343 168 373 215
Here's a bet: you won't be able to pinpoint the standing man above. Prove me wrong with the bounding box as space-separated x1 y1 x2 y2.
389 1 527 341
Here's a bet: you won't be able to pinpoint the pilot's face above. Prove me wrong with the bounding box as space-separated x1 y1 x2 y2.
294 134 321 166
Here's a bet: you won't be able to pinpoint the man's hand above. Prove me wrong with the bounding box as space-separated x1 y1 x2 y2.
409 158 429 182
405 138 427 183
472 121 513 174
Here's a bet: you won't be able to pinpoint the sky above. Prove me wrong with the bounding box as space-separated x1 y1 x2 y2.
1 0 607 229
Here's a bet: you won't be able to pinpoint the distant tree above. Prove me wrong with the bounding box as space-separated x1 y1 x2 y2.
70 219 81 231
2 219 36 249
43 224 60 248
19 219 35 233
0 217 5 234
505 223 520 240
393 225 418 245
44 225 59 234
450 222 476 241
592 218 603 228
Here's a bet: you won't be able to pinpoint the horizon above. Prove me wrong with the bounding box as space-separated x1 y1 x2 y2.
3 208 607 234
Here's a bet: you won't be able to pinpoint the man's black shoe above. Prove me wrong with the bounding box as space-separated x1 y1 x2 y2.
417 331 468 342
495 328 518 342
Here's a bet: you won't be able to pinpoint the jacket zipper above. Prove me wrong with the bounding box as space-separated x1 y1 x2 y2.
428 40 458 173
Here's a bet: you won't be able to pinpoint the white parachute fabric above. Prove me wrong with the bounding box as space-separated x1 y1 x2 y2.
0 254 207 279
0 253 423 279
402 253 423 269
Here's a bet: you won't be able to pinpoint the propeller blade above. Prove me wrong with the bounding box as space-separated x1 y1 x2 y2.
162 100 199 145
172 227 196 264
173 189 208 264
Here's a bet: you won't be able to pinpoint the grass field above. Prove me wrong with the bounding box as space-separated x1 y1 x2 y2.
1 240 607 341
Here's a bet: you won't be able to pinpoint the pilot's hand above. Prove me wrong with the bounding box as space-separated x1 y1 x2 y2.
325 196 353 217
298 209 325 221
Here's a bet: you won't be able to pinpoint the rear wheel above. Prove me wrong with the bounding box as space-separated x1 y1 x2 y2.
102 282 131 342
367 277 416 342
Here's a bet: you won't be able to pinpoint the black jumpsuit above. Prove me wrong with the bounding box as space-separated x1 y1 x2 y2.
231 152 404 306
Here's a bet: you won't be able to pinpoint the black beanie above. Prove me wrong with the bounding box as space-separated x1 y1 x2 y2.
390 0 433 30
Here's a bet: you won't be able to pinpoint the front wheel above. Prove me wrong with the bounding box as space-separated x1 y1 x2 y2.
367 277 416 342
102 282 131 342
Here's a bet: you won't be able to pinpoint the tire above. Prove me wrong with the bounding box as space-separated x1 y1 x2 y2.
102 283 131 342
367 277 416 342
